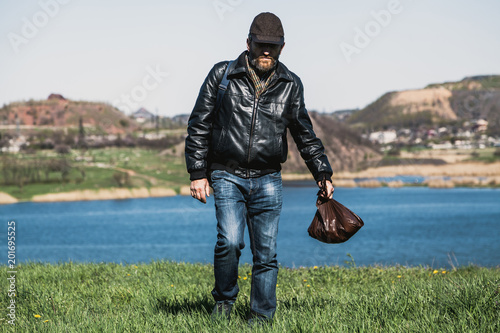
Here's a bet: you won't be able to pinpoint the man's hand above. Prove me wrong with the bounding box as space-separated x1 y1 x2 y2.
190 178 210 204
317 180 334 199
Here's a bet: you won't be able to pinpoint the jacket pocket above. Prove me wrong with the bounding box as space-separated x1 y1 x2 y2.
214 127 227 152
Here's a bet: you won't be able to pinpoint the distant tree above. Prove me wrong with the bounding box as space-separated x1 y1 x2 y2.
79 117 84 136
387 147 401 156
55 144 71 155
78 117 87 148
119 119 129 128
113 171 130 187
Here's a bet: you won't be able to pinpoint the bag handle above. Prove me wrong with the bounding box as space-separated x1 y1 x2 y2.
316 175 329 207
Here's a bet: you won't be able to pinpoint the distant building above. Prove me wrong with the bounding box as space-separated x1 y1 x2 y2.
438 127 448 135
429 142 453 150
47 93 66 101
131 108 155 123
427 129 437 138
369 130 397 144
473 119 488 132
171 114 190 126
332 108 359 122
1 135 27 153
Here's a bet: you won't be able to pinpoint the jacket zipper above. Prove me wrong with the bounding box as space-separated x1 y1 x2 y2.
245 74 279 178
247 96 259 178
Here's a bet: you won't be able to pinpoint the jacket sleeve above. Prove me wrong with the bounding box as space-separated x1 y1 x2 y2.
288 77 333 182
185 62 226 180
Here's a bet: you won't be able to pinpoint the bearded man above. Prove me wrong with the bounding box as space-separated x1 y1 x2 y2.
185 12 334 325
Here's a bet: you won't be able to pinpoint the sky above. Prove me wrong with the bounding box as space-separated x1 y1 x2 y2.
1 0 499 117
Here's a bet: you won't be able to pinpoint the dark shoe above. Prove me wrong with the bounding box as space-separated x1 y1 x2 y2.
247 313 271 327
211 301 233 321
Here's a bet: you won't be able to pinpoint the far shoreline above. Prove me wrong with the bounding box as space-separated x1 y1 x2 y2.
2 162 500 205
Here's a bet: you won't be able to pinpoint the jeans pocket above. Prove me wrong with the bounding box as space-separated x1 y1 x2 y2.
210 170 225 181
269 171 282 178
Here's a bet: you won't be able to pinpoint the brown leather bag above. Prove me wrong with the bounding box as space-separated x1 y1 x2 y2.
308 181 364 243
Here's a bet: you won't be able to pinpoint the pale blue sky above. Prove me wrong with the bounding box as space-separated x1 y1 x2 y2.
1 0 499 117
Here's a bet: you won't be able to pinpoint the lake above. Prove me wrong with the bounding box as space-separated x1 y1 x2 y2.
2 186 500 268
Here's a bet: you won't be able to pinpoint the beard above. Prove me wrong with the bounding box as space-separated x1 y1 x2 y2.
250 56 276 72
249 54 278 74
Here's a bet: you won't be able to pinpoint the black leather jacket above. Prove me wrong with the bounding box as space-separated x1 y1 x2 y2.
185 51 332 181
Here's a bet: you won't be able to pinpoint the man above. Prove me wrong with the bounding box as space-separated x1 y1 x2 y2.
185 12 334 324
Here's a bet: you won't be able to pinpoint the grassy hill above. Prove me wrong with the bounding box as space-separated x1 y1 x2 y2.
0 94 138 135
347 75 500 135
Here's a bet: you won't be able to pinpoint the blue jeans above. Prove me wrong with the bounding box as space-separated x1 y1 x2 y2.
210 170 283 319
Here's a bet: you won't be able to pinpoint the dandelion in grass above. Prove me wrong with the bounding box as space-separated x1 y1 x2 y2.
307 285 310 287
303 279 307 282
238 275 241 279
34 314 41 318
433 270 439 274
44 320 49 323
243 277 248 280
127 274 131 276
442 270 447 274
170 284 174 287
397 275 402 278
313 266 318 269
134 265 138 269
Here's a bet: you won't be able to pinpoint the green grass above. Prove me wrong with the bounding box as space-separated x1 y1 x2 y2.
0 148 190 200
466 148 500 163
1 262 498 332
1 167 117 201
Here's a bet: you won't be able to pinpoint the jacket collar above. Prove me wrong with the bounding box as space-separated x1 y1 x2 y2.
229 51 293 82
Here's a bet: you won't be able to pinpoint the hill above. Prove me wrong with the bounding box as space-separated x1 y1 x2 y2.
0 95 381 173
0 94 138 134
347 75 500 135
283 112 381 173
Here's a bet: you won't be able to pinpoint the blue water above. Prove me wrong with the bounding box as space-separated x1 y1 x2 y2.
2 186 500 268
354 175 425 184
